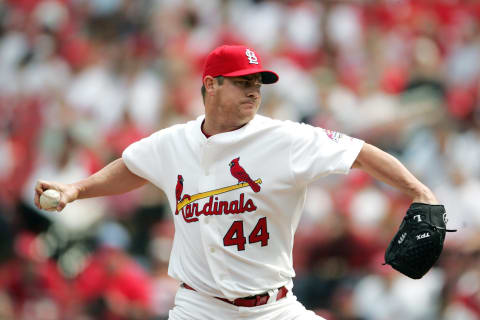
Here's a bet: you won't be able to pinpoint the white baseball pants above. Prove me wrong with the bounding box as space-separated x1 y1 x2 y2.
168 285 325 320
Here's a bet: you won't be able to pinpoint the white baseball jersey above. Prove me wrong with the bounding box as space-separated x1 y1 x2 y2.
122 114 364 300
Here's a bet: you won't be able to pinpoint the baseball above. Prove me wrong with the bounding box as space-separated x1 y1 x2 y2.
39 189 61 210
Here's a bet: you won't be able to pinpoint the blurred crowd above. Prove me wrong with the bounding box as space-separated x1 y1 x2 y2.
1 0 480 319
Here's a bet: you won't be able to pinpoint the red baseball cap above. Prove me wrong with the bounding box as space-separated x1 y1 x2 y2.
202 45 279 84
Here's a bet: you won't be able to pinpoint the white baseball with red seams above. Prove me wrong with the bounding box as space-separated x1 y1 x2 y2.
122 114 364 319
39 189 61 210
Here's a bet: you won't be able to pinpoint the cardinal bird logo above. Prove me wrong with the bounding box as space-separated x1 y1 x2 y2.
175 175 184 214
229 157 261 193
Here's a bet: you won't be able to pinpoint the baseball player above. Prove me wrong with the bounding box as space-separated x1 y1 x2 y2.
35 45 440 319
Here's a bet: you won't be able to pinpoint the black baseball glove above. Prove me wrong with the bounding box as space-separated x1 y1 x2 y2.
384 203 456 279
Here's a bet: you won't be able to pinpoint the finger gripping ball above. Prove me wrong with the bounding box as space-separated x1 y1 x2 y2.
40 189 61 210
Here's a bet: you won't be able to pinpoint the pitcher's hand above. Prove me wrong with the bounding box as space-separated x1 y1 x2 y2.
34 180 80 211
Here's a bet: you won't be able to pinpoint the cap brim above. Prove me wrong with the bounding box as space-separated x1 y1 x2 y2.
222 68 279 84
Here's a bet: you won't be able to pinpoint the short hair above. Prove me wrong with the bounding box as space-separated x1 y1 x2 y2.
201 76 224 101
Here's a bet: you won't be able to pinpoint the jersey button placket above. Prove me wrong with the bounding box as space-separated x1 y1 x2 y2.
203 140 211 176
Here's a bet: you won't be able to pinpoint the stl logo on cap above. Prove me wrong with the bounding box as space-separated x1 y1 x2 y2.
245 49 258 65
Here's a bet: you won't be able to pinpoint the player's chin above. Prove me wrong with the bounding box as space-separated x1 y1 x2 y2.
238 110 257 124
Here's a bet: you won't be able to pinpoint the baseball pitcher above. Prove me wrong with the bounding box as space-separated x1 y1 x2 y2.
35 45 452 319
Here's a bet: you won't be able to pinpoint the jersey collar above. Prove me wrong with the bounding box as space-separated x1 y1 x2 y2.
194 115 256 144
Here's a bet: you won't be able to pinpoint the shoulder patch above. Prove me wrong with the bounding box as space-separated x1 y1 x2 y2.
324 129 343 143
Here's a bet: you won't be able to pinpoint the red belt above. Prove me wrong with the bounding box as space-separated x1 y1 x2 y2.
183 283 288 307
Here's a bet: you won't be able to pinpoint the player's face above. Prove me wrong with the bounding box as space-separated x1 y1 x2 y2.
214 74 262 126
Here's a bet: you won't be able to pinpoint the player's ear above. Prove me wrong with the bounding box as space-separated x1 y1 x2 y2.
203 76 216 94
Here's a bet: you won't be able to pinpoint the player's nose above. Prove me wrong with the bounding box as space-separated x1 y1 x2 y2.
246 88 260 99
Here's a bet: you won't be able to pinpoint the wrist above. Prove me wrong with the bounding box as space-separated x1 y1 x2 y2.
411 186 438 205
67 183 82 202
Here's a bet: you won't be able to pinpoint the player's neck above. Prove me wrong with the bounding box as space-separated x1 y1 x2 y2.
202 117 248 137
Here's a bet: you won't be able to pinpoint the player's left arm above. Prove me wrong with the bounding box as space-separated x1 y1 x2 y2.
352 143 438 204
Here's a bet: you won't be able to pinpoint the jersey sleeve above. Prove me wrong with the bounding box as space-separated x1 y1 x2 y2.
289 122 364 186
122 130 165 189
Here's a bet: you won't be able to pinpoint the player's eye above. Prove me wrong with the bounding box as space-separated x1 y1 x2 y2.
233 80 261 89
233 80 249 88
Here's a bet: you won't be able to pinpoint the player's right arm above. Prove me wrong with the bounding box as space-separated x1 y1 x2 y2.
34 158 148 211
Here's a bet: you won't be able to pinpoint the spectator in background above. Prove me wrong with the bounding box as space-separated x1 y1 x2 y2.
74 222 152 320
0 232 71 320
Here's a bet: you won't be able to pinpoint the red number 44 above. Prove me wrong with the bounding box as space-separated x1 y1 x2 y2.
223 217 269 251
